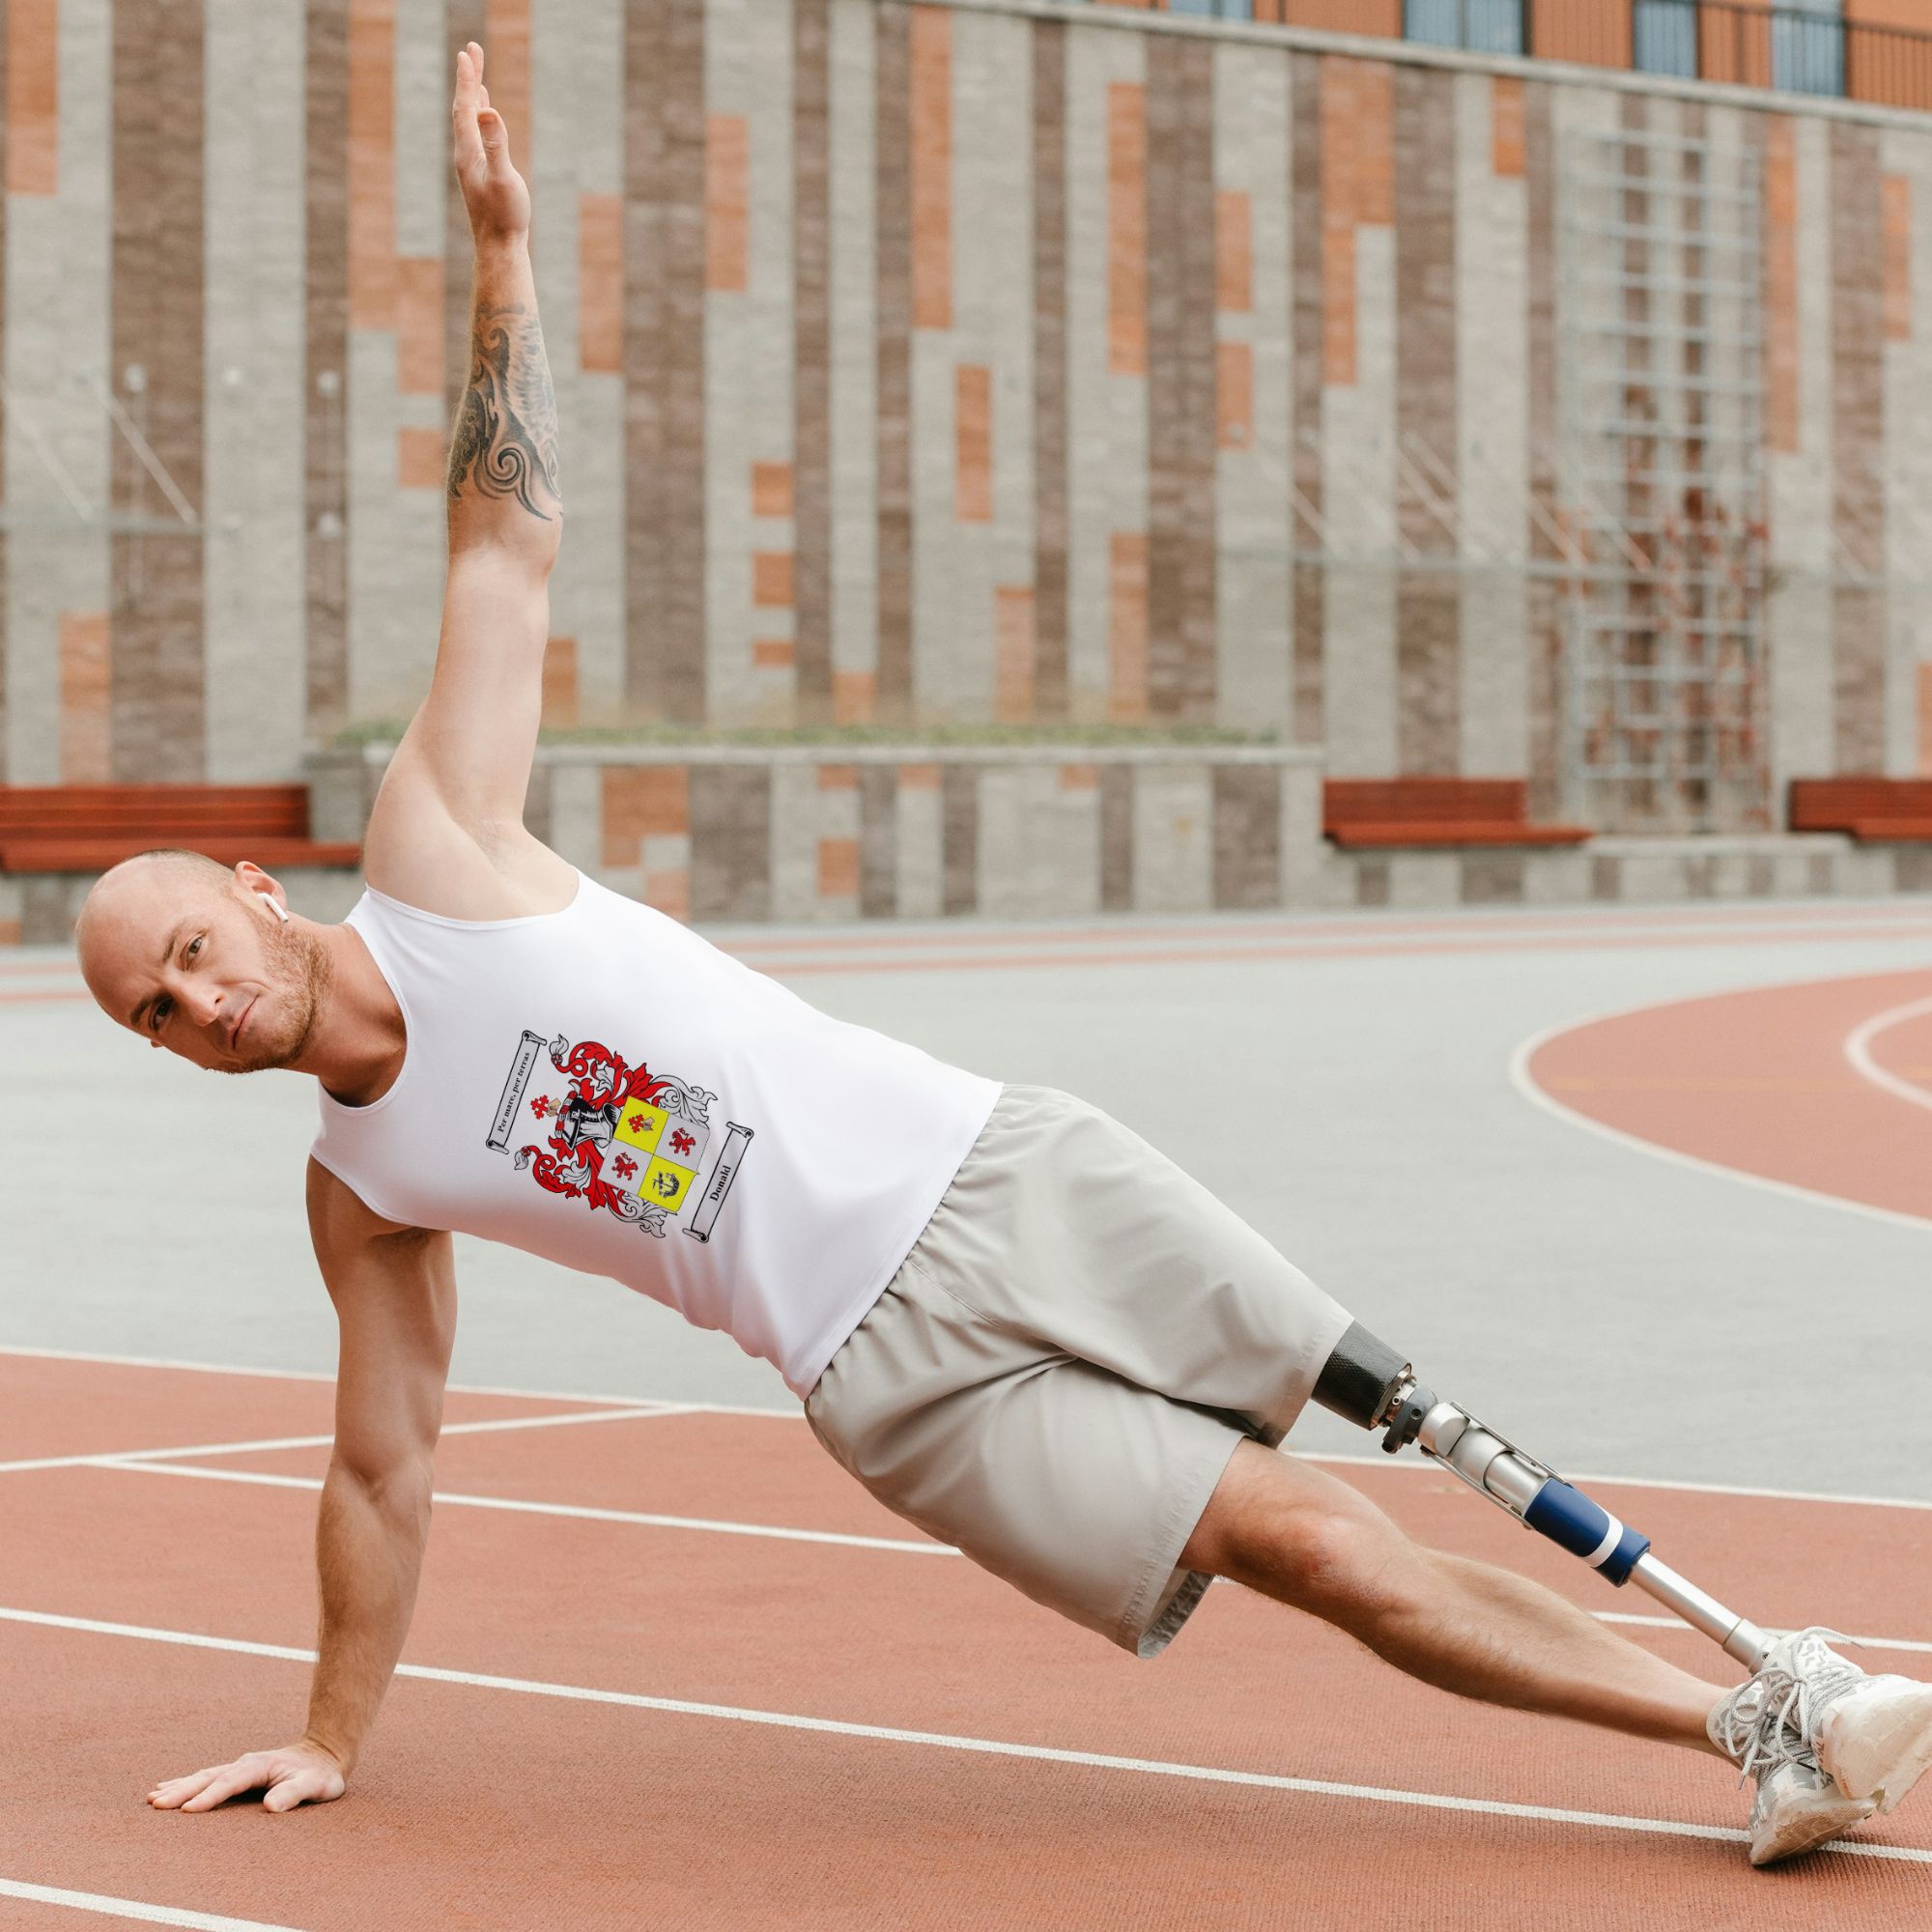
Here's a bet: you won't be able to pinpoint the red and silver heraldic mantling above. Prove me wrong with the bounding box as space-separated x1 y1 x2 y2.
308 871 1003 1397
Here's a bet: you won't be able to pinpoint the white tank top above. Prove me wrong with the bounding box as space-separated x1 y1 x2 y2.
308 871 1001 1397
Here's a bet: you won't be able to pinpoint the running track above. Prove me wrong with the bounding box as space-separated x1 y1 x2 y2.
3 1348 1931 1930
13 903 1932 1923
1521 965 1932 1228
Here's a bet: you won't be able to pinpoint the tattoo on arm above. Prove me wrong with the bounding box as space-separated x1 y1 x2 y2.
447 303 560 522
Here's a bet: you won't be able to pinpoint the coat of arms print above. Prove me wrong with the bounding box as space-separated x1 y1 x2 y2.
487 1030 754 1242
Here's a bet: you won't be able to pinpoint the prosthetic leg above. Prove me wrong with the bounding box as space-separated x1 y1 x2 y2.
1314 1322 1770 1671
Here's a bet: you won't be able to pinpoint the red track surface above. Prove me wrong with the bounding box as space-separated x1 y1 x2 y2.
4 1351 1931 1929
1525 967 1932 1224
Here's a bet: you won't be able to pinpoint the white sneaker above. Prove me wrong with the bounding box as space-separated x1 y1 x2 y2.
1759 1627 1932 1812
1709 1670 1878 1866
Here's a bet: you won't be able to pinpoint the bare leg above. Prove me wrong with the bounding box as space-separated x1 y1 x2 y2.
1180 1440 1732 1754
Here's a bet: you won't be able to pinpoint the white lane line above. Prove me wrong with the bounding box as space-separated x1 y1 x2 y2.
95 1459 1932 1656
1593 1611 1932 1658
1304 1446 1932 1515
1845 993 1932 1116
0 1403 685 1476
3 1605 1920 1865
0 1342 792 1417
0 1878 306 1931
1508 1002 1932 1238
99 1459 953 1556
10 1343 1932 1515
0 1352 761 1414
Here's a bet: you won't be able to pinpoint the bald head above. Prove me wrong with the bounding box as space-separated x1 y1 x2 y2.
77 850 328 1073
78 846 228 935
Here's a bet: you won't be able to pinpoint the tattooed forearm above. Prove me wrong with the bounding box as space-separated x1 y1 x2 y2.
447 302 560 523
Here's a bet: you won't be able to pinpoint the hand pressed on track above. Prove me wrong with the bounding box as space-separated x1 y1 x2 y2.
148 1741 348 1814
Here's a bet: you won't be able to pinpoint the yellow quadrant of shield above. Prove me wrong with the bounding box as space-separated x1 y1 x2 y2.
639 1155 696 1211
614 1100 668 1154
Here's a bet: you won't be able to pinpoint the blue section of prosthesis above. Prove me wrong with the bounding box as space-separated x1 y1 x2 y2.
1521 1479 1652 1586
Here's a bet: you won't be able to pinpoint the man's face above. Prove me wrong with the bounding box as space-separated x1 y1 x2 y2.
78 861 329 1074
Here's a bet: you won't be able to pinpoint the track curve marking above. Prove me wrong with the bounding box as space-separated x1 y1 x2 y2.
1515 967 1932 1228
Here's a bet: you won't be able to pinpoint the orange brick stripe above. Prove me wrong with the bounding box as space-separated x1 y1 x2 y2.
601 766 690 869
1491 75 1525 180
910 6 952 330
579 192 623 375
58 614 111 787
483 0 531 182
5 0 58 198
1884 172 1912 344
398 426 445 490
348 0 397 331
753 462 794 519
1320 56 1393 390
835 670 876 724
753 553 795 609
394 254 444 395
817 836 860 898
954 364 992 523
707 115 750 294
1215 190 1251 313
541 636 579 727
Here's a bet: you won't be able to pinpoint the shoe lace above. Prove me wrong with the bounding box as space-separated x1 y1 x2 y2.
1715 1627 1867 1785
1712 1679 1812 1786
1762 1627 1868 1745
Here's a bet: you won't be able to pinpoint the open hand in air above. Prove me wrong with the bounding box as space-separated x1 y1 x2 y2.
147 1740 348 1815
452 41 530 242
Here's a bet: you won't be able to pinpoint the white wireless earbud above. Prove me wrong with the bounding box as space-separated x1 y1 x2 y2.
257 892 290 924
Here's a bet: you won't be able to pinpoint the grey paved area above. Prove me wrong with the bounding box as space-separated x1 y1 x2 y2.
8 897 1932 1502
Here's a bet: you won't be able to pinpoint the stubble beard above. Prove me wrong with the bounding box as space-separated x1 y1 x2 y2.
218 917 335 1074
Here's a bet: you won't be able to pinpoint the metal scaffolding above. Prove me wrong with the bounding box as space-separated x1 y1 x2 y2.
1557 123 1770 834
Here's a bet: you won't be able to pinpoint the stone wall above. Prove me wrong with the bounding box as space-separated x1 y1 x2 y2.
3 5 1931 820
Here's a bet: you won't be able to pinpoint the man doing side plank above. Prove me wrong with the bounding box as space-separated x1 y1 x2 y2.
73 47 1932 1868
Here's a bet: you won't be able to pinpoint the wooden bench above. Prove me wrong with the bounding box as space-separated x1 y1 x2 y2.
1323 779 1590 850
0 783 361 875
1788 778 1932 843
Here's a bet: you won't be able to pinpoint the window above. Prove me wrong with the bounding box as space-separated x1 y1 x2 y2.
1634 0 1845 98
1632 0 1697 78
1405 0 1524 55
1771 1 1844 99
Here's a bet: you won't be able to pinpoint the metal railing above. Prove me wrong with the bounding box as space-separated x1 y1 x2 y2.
1099 4 1932 114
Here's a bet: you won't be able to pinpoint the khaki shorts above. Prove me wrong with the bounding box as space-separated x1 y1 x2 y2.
805 1082 1353 1656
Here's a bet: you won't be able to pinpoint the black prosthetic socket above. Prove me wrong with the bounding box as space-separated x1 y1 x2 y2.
1310 1321 1412 1433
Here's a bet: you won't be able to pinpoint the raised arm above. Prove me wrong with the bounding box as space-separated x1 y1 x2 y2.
379 43 566 866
